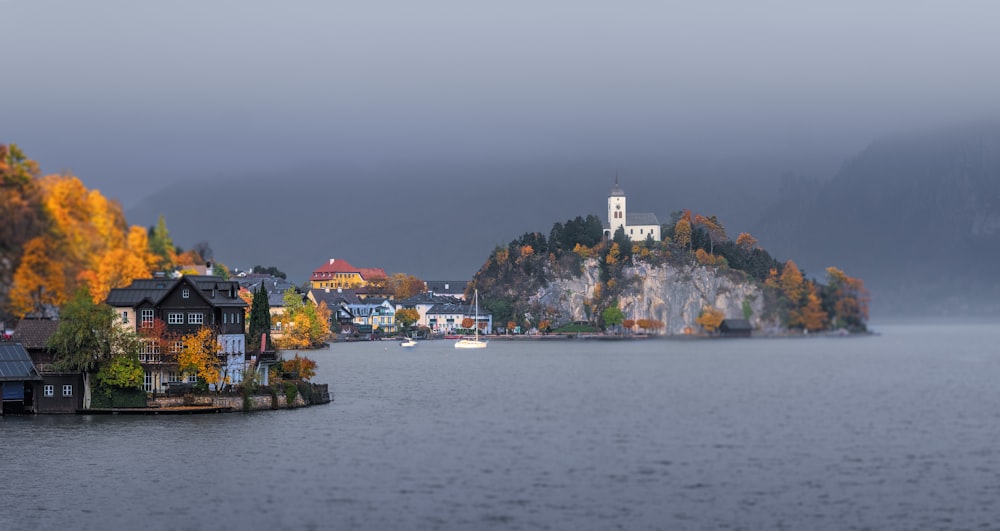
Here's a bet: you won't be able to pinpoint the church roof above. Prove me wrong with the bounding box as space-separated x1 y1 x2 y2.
627 212 660 226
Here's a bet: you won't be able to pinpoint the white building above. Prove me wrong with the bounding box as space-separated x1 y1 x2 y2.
603 179 661 241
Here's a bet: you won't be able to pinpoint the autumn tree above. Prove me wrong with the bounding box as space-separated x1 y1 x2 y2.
779 260 806 303
696 306 725 334
825 267 870 331
395 308 420 333
274 289 330 349
461 317 475 330
788 283 828 332
8 237 68 318
177 326 223 390
279 353 317 381
735 232 759 252
0 144 47 321
674 218 692 251
388 273 426 300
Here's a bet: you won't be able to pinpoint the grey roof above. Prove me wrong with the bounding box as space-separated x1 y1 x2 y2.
10 319 59 350
426 303 492 317
627 212 660 226
424 280 468 294
397 292 462 307
310 289 359 308
0 343 42 381
611 183 625 197
106 275 246 309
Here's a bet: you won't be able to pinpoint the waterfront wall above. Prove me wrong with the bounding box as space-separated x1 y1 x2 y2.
148 383 332 412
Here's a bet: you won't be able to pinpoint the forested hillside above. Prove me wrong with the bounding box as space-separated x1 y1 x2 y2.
755 122 1000 315
472 211 869 334
0 145 216 323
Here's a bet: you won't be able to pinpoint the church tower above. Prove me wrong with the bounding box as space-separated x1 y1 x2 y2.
607 176 627 237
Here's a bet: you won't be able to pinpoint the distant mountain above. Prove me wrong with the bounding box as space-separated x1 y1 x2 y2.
754 122 1000 316
126 154 835 285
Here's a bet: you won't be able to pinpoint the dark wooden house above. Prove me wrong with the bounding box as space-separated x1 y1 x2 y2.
720 319 753 337
0 343 43 415
10 319 85 414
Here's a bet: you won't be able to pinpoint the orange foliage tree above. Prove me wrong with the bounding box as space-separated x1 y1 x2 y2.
789 283 828 331
825 267 870 330
735 232 759 251
8 237 68 317
461 317 475 329
280 353 317 381
696 306 725 333
674 218 692 251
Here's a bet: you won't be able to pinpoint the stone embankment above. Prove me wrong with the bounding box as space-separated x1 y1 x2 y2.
146 383 332 412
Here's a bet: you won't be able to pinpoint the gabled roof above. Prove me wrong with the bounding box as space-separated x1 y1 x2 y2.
106 275 246 309
0 343 42 381
627 212 661 226
311 258 360 277
11 319 59 350
309 288 359 307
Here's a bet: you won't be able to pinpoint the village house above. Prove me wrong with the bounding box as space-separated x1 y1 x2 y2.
309 288 396 337
424 280 470 301
0 343 43 415
395 292 493 334
9 318 83 414
310 258 387 291
106 275 259 395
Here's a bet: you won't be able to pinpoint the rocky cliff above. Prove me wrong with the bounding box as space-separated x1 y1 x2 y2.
532 258 765 334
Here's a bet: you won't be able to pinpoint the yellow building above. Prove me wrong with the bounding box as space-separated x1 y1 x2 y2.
310 258 387 290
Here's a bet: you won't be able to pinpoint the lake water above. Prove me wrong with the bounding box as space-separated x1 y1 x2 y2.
5 323 1000 530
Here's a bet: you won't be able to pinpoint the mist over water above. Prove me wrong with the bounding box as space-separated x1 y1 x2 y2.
7 323 1000 530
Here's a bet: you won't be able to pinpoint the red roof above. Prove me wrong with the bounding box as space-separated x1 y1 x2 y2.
359 267 387 280
311 259 386 281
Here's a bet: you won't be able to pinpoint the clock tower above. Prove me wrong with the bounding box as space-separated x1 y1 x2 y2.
608 176 626 237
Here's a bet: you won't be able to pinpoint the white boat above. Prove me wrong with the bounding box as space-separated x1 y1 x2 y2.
455 289 488 349
400 338 417 348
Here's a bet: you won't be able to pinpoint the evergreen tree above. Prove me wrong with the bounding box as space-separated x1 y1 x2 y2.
247 286 272 352
148 215 175 271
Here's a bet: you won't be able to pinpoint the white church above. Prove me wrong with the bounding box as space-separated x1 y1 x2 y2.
603 179 662 241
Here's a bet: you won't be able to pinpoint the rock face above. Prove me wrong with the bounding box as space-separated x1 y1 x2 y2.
532 259 765 334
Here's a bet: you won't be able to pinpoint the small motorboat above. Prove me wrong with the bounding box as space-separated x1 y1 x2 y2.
400 338 417 348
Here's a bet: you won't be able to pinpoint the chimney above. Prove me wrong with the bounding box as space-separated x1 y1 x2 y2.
325 287 330 293
329 258 335 265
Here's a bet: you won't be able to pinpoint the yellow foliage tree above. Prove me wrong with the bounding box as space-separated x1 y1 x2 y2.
8 237 68 317
674 218 692 251
779 260 806 303
696 306 725 333
177 326 223 388
789 284 828 331
695 248 717 266
606 242 620 265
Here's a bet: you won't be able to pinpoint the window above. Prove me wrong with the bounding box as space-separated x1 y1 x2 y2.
168 312 183 324
122 312 129 324
235 312 240 324
44 385 54 397
188 313 204 325
223 313 228 325
143 372 153 392
140 340 161 362
170 341 183 354
168 371 181 383
187 373 198 383
182 288 190 299
62 385 73 397
141 309 154 328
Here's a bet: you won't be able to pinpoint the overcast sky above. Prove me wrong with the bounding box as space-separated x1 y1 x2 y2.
4 1 1000 280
